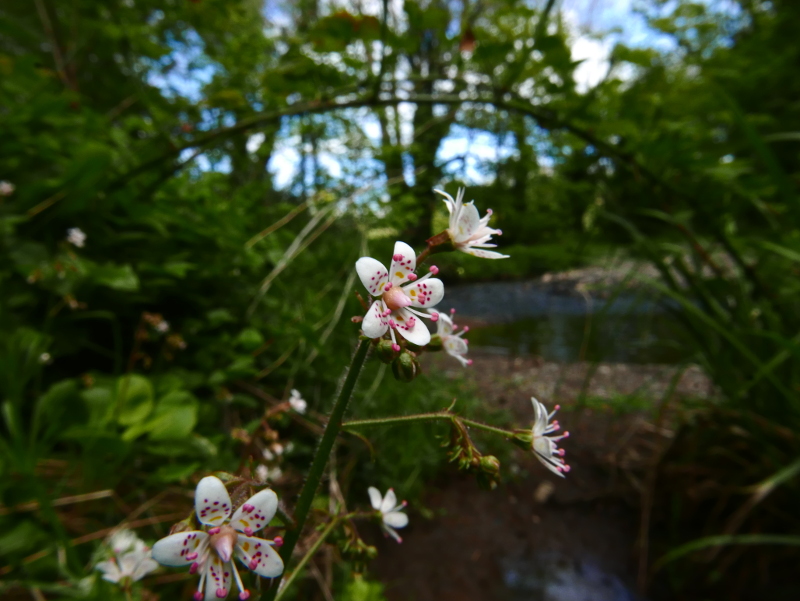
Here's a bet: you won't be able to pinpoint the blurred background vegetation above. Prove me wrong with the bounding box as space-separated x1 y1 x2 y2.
1 0 799 599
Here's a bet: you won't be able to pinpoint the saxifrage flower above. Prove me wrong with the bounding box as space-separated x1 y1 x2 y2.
368 487 408 543
96 530 158 585
152 476 284 600
434 188 508 259
436 310 471 367
530 397 570 477
356 241 444 347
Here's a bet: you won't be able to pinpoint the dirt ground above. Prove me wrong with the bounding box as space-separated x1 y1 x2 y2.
370 350 708 601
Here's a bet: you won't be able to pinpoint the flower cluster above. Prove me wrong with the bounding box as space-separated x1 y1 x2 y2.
152 476 284 600
66 227 86 248
288 389 307 414
95 529 158 586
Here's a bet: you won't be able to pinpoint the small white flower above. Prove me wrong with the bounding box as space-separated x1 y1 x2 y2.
435 310 471 367
435 188 508 259
66 227 86 248
152 476 284 600
38 352 52 364
530 397 570 477
356 241 444 348
155 320 170 333
288 389 307 414
367 487 408 543
0 181 14 196
96 530 158 585
255 465 282 484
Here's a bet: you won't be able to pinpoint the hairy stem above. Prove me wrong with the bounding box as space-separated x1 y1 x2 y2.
343 411 514 438
264 339 371 601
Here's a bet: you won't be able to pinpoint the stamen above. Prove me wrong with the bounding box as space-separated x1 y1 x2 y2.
194 593 203 601
231 557 247 598
216 588 227 598
462 326 470 333
393 254 403 261
242 504 255 513
384 282 393 290
467 359 473 366
430 311 439 322
392 343 400 352
406 273 417 281
208 527 221 535
244 527 253 536
190 562 200 574
429 265 439 274
240 593 251 600
273 536 284 547
450 308 456 315
186 552 199 561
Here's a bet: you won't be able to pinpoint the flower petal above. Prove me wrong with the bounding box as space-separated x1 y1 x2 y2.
452 202 481 243
131 556 159 582
205 556 232 601
230 489 278 534
356 257 389 297
390 241 416 286
236 535 284 578
394 308 431 346
382 524 403 543
444 336 468 357
362 300 389 339
195 476 233 526
405 277 444 308
96 559 122 583
383 510 408 529
436 313 454 336
367 486 383 511
379 488 397 514
463 248 509 259
151 531 208 567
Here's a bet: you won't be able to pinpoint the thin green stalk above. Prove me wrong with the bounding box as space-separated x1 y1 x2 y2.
273 517 340 601
343 411 515 438
263 339 371 601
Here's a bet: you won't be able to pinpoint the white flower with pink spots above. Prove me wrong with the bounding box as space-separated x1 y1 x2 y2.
436 310 472 367
356 241 444 347
530 398 570 477
151 476 284 600
435 188 508 259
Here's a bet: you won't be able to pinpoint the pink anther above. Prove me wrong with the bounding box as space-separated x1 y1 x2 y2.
239 592 251 600
392 343 401 352
190 562 200 574
384 282 393 290
563 431 570 438
194 593 203 601
244 527 253 536
242 504 255 513
208 527 221 535
388 319 396 328
430 312 439 322
216 588 228 598
393 254 403 261
462 326 470 332
273 536 284 547
450 308 456 315
467 359 473 366
249 559 259 570
407 273 418 281
429 265 439 275
186 552 198 561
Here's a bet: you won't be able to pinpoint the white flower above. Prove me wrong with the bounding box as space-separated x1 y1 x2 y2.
152 476 284 600
255 465 282 484
96 530 158 585
367 487 408 543
530 397 570 477
434 188 508 259
38 352 52 364
356 241 444 347
435 310 471 367
155 320 170 333
0 181 14 196
288 389 307 414
66 227 86 248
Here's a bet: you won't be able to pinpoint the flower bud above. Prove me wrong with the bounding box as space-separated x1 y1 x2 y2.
375 339 399 364
478 454 501 476
391 351 420 382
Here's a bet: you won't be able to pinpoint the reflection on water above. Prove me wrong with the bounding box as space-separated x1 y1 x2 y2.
444 280 691 364
501 553 640 601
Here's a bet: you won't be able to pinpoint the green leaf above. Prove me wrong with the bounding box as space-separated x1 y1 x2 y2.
116 375 154 426
146 390 199 441
654 534 800 572
91 263 140 291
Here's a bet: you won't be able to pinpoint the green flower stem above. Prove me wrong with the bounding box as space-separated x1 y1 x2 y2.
343 411 515 438
273 517 340 601
264 338 371 601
